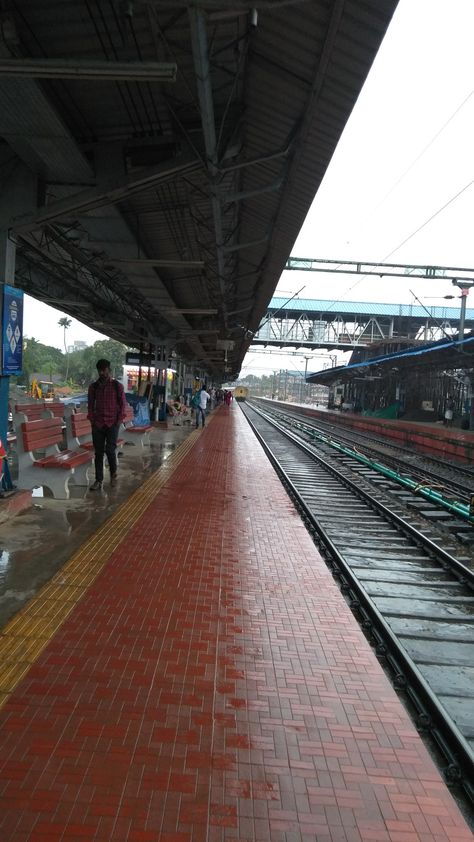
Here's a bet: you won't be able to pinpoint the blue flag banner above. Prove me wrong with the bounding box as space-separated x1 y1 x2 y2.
2 285 23 376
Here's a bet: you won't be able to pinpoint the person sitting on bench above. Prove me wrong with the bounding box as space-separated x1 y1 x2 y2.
87 359 127 490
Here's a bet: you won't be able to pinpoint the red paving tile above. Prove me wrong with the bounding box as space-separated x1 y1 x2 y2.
0 407 472 841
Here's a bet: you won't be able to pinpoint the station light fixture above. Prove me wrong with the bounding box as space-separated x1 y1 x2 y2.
107 258 203 269
0 58 177 83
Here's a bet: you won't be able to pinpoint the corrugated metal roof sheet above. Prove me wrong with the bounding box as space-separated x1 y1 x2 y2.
308 332 474 383
268 297 474 321
2 0 399 376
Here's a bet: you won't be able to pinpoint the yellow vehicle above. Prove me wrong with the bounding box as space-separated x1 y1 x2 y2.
30 380 55 400
233 386 248 402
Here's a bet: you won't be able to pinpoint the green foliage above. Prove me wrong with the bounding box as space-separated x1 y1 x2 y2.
235 373 274 396
20 336 128 388
90 339 127 379
21 337 63 386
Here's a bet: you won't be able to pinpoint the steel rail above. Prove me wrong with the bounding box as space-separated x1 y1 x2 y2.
256 401 474 519
259 399 474 483
248 403 474 586
241 401 474 803
287 414 471 514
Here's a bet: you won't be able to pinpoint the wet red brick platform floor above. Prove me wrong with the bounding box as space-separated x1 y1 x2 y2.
0 406 472 841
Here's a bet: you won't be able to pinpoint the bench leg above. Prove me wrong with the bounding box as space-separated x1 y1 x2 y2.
69 462 92 487
123 433 146 447
40 471 71 500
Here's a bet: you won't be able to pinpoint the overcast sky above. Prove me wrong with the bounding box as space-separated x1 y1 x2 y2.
22 0 474 377
242 0 474 376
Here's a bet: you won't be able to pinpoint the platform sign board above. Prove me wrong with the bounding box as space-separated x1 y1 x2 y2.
125 352 167 369
2 285 23 376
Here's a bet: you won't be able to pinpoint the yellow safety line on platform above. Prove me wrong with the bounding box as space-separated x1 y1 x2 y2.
0 423 208 707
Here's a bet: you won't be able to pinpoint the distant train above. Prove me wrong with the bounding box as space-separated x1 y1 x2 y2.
233 386 248 402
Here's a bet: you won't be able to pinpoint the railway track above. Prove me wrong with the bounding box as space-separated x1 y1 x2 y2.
241 400 474 804
251 400 474 552
254 399 474 495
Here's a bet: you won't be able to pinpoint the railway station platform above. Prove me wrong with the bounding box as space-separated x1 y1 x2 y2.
267 401 474 465
0 406 472 842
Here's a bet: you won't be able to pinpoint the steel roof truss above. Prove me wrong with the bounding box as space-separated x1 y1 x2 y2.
12 150 199 234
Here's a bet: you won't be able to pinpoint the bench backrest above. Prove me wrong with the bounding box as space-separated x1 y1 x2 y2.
71 411 91 439
46 402 65 418
15 402 65 421
21 417 63 452
14 402 45 422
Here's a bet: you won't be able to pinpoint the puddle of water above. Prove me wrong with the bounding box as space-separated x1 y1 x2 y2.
0 587 36 604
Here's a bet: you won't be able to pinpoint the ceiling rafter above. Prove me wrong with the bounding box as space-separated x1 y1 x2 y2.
0 0 398 376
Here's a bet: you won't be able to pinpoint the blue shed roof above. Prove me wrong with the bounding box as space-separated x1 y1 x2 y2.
268 296 474 321
307 333 474 382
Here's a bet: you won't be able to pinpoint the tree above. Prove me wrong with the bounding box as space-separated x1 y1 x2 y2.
21 337 63 386
90 339 128 379
58 317 72 381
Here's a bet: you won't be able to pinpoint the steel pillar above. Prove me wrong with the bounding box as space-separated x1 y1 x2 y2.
0 232 16 490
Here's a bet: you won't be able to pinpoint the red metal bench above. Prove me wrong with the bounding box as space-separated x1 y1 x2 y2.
14 401 65 420
45 402 65 418
122 404 152 446
15 413 93 498
14 402 45 422
65 409 124 452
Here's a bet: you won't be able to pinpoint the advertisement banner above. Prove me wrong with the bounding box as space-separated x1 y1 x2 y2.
2 285 23 376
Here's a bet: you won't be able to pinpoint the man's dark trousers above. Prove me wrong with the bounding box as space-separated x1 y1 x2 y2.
92 423 120 482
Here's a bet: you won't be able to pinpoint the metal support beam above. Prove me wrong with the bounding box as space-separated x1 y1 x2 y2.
188 7 228 325
222 234 269 254
221 178 282 205
12 152 199 233
0 230 16 490
286 256 474 284
166 308 217 315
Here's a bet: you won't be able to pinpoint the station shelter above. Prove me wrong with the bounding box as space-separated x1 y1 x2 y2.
308 332 474 426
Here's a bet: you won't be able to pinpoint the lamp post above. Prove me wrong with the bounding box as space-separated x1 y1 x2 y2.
303 355 311 403
450 281 474 430
452 279 474 341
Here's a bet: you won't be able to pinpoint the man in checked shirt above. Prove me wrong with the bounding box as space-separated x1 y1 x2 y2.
87 358 127 490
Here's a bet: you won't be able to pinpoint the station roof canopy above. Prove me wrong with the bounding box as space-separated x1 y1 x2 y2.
307 333 474 386
1 0 398 377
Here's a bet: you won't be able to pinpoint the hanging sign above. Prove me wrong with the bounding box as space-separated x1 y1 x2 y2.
125 352 167 369
2 285 23 376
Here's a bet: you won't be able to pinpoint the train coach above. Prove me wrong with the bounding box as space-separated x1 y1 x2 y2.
233 386 248 402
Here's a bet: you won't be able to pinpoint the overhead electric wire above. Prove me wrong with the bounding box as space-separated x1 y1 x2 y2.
361 88 474 225
408 289 453 343
314 177 474 314
306 90 474 313
384 177 474 260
